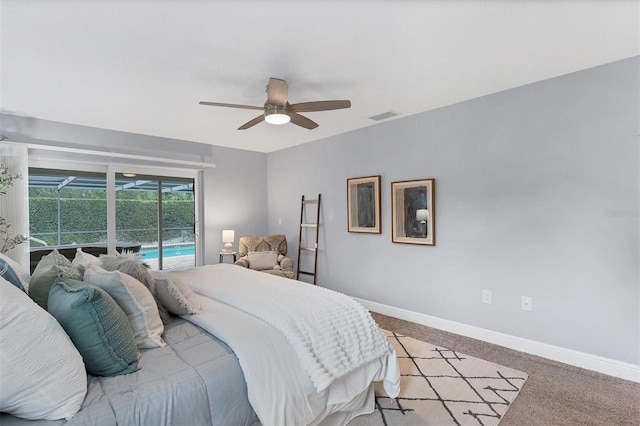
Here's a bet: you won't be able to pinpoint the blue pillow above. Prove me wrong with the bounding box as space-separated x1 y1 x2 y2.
48 278 139 377
0 258 26 292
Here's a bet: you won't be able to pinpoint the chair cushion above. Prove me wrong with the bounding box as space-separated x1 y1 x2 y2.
247 251 279 270
237 235 288 257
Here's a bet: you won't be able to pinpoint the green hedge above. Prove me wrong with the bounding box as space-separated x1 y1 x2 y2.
29 198 194 246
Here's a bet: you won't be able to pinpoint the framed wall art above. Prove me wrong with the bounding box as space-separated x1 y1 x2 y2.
347 175 381 234
391 178 435 245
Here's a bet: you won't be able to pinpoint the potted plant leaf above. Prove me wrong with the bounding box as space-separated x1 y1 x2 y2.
0 135 27 253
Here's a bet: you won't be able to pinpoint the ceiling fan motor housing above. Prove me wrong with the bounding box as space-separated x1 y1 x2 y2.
264 103 291 124
200 77 350 129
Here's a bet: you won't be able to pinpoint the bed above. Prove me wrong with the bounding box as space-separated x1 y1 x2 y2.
0 318 257 426
0 253 399 426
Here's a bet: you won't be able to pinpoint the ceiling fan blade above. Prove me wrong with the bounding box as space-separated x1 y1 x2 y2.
199 101 263 111
288 100 351 113
238 115 265 130
266 78 288 106
289 111 318 129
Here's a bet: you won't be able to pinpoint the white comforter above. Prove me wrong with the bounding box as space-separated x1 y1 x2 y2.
165 264 399 426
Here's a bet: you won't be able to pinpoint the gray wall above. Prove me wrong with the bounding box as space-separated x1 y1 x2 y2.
267 57 640 365
201 145 267 262
1 115 269 265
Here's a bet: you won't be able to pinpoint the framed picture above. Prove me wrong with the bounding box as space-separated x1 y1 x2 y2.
347 175 381 234
391 178 435 245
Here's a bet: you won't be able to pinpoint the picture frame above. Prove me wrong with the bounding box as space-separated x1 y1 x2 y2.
391 178 435 245
347 175 381 234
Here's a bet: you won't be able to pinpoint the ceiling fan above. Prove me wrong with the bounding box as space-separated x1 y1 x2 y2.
199 78 351 130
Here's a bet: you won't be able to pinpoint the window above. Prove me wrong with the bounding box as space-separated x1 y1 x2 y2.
29 169 108 247
115 174 195 271
28 167 198 271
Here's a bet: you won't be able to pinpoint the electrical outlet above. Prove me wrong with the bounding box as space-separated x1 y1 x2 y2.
482 289 492 304
521 296 533 311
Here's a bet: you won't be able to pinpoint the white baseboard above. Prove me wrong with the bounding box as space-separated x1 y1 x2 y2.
356 298 640 383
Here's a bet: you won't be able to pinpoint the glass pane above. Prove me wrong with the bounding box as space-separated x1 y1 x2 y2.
115 174 160 269
28 169 195 272
160 178 195 271
115 173 195 271
28 168 108 270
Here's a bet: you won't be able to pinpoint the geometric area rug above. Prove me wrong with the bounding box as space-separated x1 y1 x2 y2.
349 330 528 426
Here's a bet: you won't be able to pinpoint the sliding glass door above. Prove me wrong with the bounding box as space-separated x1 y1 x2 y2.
115 173 195 271
28 167 197 271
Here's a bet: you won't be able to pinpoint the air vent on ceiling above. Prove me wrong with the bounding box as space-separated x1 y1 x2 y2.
368 111 400 121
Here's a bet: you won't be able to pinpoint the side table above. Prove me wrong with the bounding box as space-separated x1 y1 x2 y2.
219 251 237 263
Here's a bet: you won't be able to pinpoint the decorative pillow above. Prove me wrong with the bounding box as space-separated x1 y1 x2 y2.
48 278 138 377
0 252 30 292
98 251 171 323
0 277 87 420
71 248 100 274
0 257 26 292
98 251 154 288
247 251 279 270
28 249 82 310
84 266 165 349
151 273 202 315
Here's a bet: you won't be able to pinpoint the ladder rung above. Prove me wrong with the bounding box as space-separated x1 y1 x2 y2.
298 270 316 276
303 199 318 204
300 223 317 228
300 247 316 252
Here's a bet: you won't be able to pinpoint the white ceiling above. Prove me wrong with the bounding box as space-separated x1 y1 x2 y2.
1 1 638 153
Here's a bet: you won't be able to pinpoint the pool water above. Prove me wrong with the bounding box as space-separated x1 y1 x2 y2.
140 244 195 259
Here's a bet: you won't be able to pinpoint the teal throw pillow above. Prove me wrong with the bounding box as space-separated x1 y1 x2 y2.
48 278 139 377
29 250 82 310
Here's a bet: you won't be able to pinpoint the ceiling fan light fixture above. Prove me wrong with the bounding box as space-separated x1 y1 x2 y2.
264 105 290 125
200 78 350 129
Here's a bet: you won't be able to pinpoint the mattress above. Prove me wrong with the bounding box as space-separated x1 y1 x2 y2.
0 318 257 426
168 264 400 425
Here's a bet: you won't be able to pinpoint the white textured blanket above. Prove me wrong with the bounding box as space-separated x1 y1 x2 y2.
177 264 393 393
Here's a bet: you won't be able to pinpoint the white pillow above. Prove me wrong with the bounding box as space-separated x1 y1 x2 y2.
83 266 165 349
71 248 100 274
0 277 87 420
247 251 279 270
152 273 202 315
0 252 30 292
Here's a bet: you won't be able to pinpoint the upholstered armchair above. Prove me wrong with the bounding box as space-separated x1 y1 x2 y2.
234 234 294 279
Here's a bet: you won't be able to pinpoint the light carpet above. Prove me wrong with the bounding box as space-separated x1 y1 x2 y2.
349 331 528 426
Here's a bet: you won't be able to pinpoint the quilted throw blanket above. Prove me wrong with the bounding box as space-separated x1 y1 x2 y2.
178 264 393 393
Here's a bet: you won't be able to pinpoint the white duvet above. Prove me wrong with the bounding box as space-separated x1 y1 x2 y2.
165 264 399 426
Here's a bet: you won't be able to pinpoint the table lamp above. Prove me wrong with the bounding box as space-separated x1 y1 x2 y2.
222 230 235 253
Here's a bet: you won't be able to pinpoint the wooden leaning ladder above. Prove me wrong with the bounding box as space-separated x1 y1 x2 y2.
296 194 321 285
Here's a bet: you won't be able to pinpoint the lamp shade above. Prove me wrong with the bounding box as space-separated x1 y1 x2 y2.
222 230 235 254
416 209 429 223
222 230 235 243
